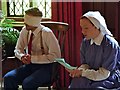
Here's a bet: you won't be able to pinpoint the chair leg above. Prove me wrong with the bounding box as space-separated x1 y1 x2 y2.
56 79 60 89
1 78 3 90
0 80 2 89
48 86 51 90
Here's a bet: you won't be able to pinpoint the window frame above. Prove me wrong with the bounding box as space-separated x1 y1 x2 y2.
3 1 51 20
1 0 52 31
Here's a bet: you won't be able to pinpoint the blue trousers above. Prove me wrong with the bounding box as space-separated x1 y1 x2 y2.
4 63 54 90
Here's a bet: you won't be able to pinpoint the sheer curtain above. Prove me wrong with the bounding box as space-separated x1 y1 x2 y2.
51 1 82 87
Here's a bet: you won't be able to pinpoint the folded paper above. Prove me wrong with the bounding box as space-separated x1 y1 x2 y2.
55 58 77 70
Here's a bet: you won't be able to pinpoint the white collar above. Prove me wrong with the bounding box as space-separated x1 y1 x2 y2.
90 32 104 45
32 24 44 36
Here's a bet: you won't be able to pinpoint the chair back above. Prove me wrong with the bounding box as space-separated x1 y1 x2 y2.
41 21 69 54
41 21 69 89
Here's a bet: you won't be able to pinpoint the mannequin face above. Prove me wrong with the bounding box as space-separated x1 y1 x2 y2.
80 18 100 40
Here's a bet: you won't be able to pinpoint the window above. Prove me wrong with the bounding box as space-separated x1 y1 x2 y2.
3 0 51 19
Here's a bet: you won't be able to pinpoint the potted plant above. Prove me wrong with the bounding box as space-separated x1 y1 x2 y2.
0 15 19 59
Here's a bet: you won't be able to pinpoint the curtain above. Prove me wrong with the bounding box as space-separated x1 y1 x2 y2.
51 1 82 87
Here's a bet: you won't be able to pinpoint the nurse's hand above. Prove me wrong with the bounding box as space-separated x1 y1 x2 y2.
65 68 82 78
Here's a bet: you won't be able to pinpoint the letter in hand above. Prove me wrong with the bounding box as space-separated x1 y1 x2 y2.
65 68 82 78
21 54 31 64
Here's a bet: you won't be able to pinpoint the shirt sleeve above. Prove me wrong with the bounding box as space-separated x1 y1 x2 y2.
78 64 110 81
31 29 61 63
81 67 110 81
78 64 90 71
14 27 28 60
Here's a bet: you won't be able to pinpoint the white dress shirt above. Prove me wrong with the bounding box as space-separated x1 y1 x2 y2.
14 25 61 64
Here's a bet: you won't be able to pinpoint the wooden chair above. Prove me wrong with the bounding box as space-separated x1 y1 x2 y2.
40 21 69 90
41 21 69 54
2 21 69 90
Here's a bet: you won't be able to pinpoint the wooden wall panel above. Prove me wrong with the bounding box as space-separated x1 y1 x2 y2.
104 3 117 34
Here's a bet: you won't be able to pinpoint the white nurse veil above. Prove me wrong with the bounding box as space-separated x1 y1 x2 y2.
83 11 113 36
